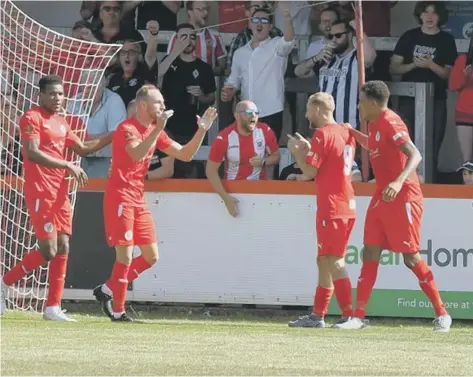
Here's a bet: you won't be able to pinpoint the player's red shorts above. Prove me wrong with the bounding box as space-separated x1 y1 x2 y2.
104 199 157 247
25 191 72 241
364 196 423 253
316 217 355 257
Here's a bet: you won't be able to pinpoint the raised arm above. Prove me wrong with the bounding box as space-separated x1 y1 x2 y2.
145 21 160 70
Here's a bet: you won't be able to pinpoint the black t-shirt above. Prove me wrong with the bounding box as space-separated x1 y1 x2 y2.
393 27 457 99
137 1 183 31
278 163 302 180
161 56 216 142
94 26 146 54
107 61 158 107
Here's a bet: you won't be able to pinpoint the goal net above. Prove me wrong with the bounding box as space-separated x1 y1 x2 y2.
0 0 121 313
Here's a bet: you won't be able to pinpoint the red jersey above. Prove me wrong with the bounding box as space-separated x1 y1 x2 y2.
306 123 356 219
106 117 173 206
368 109 423 201
208 122 278 180
19 106 80 196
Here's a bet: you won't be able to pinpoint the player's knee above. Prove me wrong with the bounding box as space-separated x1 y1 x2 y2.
403 253 419 269
361 245 382 261
57 239 70 255
145 254 159 266
40 244 57 261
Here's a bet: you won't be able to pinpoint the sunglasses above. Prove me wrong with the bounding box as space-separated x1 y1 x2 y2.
180 34 197 41
120 50 138 56
251 17 270 24
101 6 121 12
328 31 349 40
239 109 260 116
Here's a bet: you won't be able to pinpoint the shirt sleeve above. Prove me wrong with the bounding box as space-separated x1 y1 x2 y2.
263 124 279 153
306 131 326 169
383 116 411 147
116 124 139 148
107 94 127 132
65 128 82 148
435 33 458 67
226 49 242 89
166 33 177 55
156 130 174 151
19 111 40 141
275 36 296 57
393 30 413 60
208 134 227 163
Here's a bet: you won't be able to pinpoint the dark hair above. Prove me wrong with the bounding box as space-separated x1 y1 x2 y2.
176 23 195 33
330 19 354 33
98 1 123 11
414 1 448 27
245 1 270 10
38 75 62 92
361 81 390 103
251 7 273 24
321 6 341 21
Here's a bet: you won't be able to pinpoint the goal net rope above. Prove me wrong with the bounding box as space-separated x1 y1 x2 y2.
0 0 121 312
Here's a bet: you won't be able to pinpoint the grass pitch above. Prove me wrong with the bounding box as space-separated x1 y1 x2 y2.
1 310 472 376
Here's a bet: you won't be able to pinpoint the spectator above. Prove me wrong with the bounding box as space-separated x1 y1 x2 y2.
137 1 182 31
160 23 216 145
92 1 144 45
279 159 361 181
206 100 280 217
449 36 473 162
305 6 340 59
166 1 226 74
71 20 99 42
273 1 311 36
457 160 473 185
390 1 457 182
79 0 139 30
222 7 295 142
68 76 126 178
227 1 283 72
295 20 376 129
107 21 160 107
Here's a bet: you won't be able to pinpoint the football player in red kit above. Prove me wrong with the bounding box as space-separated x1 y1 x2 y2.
335 81 451 332
287 92 356 328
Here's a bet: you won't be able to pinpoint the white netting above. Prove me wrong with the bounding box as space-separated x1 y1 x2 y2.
0 0 121 312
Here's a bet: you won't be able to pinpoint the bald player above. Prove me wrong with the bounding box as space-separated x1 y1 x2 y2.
94 85 218 321
287 92 357 328
206 100 280 217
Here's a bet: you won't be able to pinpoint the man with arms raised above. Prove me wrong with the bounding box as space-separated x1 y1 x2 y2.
0 75 112 320
206 100 279 217
286 93 356 328
93 85 217 321
335 81 451 332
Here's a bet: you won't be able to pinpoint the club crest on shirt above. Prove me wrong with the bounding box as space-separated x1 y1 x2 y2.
23 124 35 135
375 131 380 142
193 69 199 79
129 78 138 87
256 140 263 149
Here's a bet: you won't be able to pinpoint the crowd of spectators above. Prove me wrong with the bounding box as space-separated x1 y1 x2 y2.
1 0 473 186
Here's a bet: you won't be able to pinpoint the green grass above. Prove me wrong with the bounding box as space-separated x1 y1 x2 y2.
1 311 472 376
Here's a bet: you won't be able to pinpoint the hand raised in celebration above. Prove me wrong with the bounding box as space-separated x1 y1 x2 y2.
146 20 160 37
287 132 311 158
197 107 218 131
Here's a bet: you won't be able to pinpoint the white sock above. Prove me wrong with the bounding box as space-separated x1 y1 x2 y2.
113 311 125 319
101 283 112 296
44 305 59 313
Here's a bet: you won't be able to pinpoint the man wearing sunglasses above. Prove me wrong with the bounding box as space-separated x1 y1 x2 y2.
206 101 280 218
222 7 295 143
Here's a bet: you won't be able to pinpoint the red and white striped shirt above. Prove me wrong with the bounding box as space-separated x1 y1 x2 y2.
167 29 226 68
208 122 278 180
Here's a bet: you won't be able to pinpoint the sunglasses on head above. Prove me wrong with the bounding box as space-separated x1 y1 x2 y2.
328 31 349 40
251 17 269 24
101 6 121 12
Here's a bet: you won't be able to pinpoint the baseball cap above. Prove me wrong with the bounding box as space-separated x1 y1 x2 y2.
457 160 473 172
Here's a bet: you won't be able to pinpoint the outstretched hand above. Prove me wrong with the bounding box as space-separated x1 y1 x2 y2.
287 132 311 158
197 107 218 131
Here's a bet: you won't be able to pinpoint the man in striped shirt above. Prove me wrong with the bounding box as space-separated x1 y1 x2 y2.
295 20 376 129
206 100 280 217
166 1 227 75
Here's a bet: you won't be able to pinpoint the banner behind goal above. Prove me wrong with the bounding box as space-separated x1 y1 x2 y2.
0 0 121 312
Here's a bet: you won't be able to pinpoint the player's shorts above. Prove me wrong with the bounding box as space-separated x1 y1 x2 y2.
316 217 355 257
104 199 157 247
25 191 72 241
364 196 423 253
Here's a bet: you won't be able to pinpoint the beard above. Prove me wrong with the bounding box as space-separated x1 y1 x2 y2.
184 45 195 54
333 41 349 54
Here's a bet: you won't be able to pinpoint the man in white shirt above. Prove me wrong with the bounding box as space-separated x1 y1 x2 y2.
221 7 295 142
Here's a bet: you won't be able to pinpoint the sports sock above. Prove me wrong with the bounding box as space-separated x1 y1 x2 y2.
411 260 448 317
333 277 353 318
312 285 333 317
46 254 68 307
3 250 46 286
354 260 379 319
109 262 130 313
127 255 152 283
